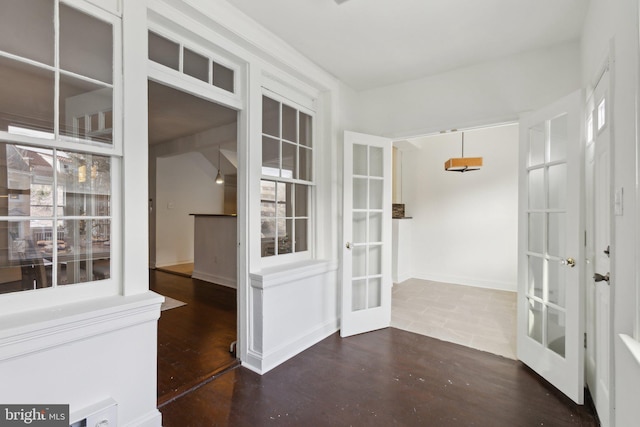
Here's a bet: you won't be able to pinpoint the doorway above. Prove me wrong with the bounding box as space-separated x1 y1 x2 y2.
389 124 519 358
147 80 239 404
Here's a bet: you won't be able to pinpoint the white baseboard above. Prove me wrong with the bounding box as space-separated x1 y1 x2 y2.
410 272 516 292
242 319 339 375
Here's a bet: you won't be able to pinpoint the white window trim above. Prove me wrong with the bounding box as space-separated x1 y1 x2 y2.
259 85 317 268
0 1 122 315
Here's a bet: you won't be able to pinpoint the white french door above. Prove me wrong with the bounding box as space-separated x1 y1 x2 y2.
517 90 585 404
585 68 612 426
341 131 392 338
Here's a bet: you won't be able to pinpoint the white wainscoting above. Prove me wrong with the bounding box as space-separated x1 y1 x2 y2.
246 260 339 374
615 334 640 426
0 292 163 427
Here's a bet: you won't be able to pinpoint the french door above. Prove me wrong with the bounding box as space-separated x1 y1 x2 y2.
585 68 612 426
517 90 585 403
341 131 392 337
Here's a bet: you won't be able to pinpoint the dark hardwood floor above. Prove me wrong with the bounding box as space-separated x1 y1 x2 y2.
150 269 238 406
160 327 598 426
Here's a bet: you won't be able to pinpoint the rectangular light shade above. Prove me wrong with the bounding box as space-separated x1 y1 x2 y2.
444 157 483 171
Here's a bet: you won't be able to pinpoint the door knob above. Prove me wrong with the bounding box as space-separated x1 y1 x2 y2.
594 272 610 283
604 245 610 257
561 257 576 268
346 242 352 250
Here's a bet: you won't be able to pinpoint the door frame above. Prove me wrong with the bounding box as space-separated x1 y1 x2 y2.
585 49 616 426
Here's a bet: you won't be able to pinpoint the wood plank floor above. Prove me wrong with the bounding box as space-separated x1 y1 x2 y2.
150 269 238 406
160 328 598 426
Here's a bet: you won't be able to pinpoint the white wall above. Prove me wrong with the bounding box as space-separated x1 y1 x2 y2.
357 41 582 138
401 124 519 291
581 0 639 425
155 151 224 267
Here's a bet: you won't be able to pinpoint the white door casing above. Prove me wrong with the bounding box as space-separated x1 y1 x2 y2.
585 68 613 426
341 131 392 338
517 90 585 404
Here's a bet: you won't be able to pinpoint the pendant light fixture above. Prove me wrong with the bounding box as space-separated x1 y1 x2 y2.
215 147 224 184
444 132 483 173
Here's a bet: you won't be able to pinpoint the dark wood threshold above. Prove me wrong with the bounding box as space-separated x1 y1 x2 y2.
158 359 240 408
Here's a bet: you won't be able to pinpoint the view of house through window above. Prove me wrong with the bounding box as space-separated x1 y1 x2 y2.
0 2 116 294
261 95 313 257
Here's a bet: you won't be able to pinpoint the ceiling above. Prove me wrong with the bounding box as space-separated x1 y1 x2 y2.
148 81 237 145
227 0 589 91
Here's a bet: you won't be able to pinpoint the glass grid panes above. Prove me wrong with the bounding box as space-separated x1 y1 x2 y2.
0 3 115 146
525 114 568 357
260 95 313 257
351 143 384 312
0 3 116 295
148 31 235 93
0 143 112 294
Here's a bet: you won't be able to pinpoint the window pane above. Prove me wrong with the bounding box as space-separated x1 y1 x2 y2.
278 219 292 254
59 4 113 84
0 219 54 293
0 57 55 137
282 142 296 179
352 279 366 311
528 123 545 166
299 112 312 147
527 298 543 344
260 180 276 202
295 218 307 252
58 218 110 285
368 277 382 308
295 185 308 217
262 97 280 137
547 307 566 358
528 168 544 210
282 104 297 143
352 212 366 244
369 212 382 243
184 48 209 83
548 164 567 210
213 62 234 93
285 183 294 217
0 0 54 66
353 144 367 176
0 145 54 217
549 114 567 163
148 32 179 71
58 151 111 217
528 213 543 253
299 147 312 181
59 74 113 144
262 136 280 176
370 146 383 177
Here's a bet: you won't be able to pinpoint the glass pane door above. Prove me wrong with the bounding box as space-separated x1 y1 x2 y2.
517 90 584 404
341 131 391 337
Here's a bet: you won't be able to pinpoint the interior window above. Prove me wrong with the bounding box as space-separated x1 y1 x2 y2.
260 95 312 257
0 2 117 295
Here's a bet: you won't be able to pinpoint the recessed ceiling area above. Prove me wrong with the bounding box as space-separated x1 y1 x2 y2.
227 0 589 91
147 80 237 146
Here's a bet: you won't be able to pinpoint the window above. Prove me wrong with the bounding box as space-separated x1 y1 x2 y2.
0 1 117 295
261 95 313 257
148 31 235 93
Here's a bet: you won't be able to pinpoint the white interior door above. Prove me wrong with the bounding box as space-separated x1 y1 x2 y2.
341 131 392 338
585 69 612 426
517 90 585 404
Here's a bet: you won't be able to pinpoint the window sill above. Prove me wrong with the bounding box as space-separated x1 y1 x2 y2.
250 259 338 290
0 291 163 362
